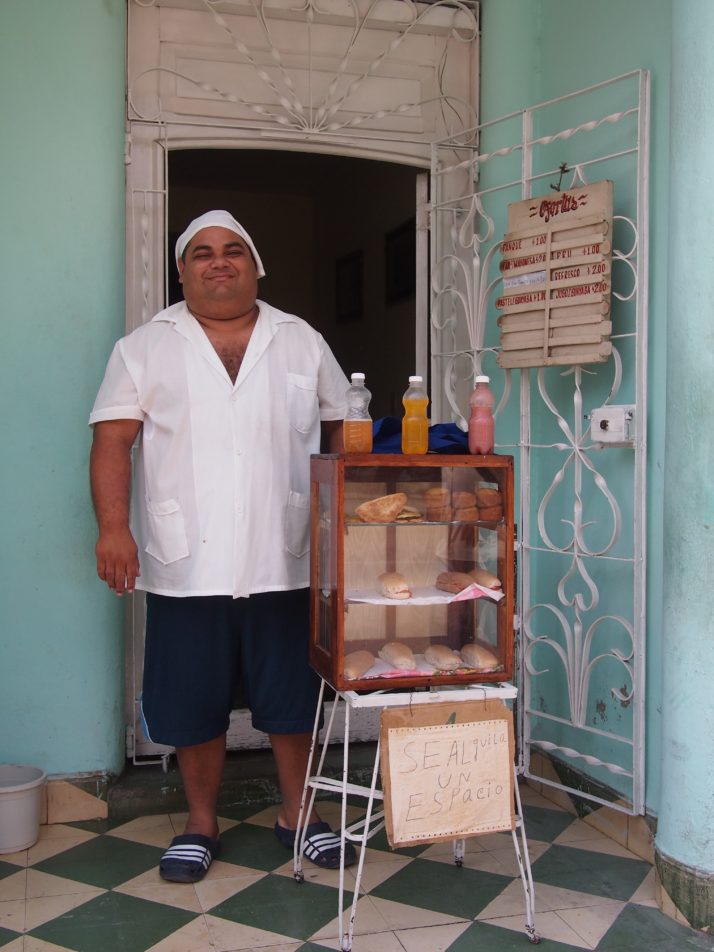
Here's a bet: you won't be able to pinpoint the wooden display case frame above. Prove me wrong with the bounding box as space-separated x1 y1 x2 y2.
309 453 515 691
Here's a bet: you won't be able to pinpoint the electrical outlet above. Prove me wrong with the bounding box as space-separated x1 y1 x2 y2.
589 405 635 444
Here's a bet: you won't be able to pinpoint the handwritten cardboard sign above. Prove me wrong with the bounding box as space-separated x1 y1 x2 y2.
380 699 515 848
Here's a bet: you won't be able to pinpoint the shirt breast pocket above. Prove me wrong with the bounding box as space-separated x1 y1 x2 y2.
144 498 189 565
287 373 319 434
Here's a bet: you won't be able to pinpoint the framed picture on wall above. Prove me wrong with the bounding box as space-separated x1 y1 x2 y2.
385 218 416 305
335 250 364 323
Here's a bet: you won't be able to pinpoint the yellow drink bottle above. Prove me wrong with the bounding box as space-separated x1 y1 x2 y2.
401 375 429 454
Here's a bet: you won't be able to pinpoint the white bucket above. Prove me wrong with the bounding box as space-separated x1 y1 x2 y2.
0 764 47 853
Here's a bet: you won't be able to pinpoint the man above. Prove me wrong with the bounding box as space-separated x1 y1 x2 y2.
89 210 354 882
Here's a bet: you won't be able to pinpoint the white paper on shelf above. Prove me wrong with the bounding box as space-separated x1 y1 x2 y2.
345 583 503 606
349 653 501 680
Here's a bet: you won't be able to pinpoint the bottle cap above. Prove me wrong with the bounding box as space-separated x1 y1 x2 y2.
351 372 365 382
409 375 423 384
475 375 490 383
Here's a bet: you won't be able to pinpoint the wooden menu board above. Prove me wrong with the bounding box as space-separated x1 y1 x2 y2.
496 180 613 368
380 699 515 848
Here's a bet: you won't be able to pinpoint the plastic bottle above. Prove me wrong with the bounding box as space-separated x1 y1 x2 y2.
468 375 495 454
343 373 373 453
401 375 429 455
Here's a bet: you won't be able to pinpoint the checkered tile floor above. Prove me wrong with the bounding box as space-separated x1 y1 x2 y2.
1 785 711 952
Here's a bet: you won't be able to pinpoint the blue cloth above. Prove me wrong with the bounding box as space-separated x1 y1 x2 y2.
372 417 468 454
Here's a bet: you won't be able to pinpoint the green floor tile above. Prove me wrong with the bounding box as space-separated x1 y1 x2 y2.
0 926 21 948
209 871 351 941
521 803 579 842
446 919 585 950
370 856 512 918
530 843 651 901
29 891 196 952
32 835 163 889
596 902 714 951
219 821 298 870
0 861 20 882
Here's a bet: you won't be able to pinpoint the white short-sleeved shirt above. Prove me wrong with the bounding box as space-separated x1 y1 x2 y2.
89 301 348 598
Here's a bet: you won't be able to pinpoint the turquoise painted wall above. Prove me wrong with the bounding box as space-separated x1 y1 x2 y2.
0 1 127 775
480 0 672 814
658 0 714 878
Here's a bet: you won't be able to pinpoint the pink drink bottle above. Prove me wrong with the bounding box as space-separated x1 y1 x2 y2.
468 375 495 454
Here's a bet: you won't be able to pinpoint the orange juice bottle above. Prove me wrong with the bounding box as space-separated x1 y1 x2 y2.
401 375 429 454
343 373 373 453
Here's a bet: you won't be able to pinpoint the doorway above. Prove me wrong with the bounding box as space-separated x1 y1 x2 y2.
168 148 423 419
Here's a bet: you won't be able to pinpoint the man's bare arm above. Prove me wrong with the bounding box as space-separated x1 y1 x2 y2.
90 419 142 595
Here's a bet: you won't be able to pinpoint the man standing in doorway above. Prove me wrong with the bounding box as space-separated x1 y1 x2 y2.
89 210 355 882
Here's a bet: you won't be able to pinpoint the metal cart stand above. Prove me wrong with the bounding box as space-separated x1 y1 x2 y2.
293 680 540 951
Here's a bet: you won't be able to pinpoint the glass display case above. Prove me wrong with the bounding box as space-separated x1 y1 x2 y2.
309 454 515 691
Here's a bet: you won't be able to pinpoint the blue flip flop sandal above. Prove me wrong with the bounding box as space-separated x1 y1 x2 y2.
274 820 357 869
159 833 221 883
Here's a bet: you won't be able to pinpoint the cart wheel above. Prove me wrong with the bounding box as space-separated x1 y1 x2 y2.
455 858 463 868
293 871 304 884
526 930 541 944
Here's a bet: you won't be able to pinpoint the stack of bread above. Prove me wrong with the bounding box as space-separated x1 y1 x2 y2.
421 485 504 522
423 487 452 522
475 487 503 521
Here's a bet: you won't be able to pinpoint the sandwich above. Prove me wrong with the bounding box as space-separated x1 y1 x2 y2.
378 571 412 599
343 650 376 680
378 641 416 669
460 643 499 670
424 644 462 670
469 566 502 589
435 571 476 594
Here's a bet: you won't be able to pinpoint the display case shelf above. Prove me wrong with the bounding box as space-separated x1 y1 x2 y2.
309 453 515 691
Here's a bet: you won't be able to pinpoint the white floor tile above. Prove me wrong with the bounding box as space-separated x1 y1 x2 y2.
194 867 267 910
484 909 590 948
144 915 214 952
311 894 391 939
556 900 625 949
367 896 467 931
204 914 299 952
395 920 472 951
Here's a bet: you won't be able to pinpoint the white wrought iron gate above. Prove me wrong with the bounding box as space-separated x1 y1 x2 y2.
428 71 649 814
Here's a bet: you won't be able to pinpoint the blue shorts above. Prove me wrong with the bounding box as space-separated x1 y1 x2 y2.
141 589 321 748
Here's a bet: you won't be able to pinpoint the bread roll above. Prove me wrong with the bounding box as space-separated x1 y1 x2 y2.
475 488 502 508
452 491 476 509
478 505 504 522
460 643 499 669
424 644 462 670
436 571 475 594
356 492 407 523
426 506 454 522
378 641 416 669
469 566 502 589
378 571 411 599
423 487 450 507
343 650 376 680
454 506 479 521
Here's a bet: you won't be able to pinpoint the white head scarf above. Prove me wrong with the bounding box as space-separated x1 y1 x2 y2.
174 210 266 277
